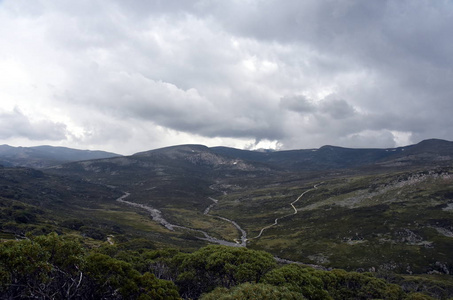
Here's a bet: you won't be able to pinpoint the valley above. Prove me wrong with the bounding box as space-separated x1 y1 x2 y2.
39 140 453 274
1 139 453 298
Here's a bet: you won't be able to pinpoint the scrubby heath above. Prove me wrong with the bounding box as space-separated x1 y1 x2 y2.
2 234 451 299
1 140 453 298
221 168 453 274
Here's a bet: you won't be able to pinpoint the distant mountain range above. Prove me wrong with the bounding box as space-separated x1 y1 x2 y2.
0 144 121 168
125 138 453 175
39 139 453 206
211 138 453 171
1 138 452 171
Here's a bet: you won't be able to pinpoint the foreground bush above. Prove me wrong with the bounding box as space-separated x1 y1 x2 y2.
262 264 405 300
200 283 305 300
0 233 180 299
0 233 444 299
168 244 277 299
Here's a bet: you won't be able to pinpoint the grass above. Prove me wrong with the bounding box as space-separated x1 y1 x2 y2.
164 207 240 241
89 207 169 233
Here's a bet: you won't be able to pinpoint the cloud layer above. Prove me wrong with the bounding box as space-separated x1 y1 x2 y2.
1 0 452 154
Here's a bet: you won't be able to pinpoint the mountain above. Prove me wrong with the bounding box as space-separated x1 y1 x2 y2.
212 139 453 171
45 139 453 199
45 144 276 215
4 139 451 171
2 139 453 293
0 144 121 168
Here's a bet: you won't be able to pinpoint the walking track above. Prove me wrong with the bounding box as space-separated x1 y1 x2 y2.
116 183 321 247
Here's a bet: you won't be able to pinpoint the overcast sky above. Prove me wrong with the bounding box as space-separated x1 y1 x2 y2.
1 0 452 155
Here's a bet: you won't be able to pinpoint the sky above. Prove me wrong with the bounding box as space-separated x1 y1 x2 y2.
1 0 452 155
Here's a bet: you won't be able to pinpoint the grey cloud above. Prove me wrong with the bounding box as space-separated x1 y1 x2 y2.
340 130 397 149
319 98 356 120
0 108 67 141
213 1 453 105
211 1 387 46
280 95 315 113
110 0 201 17
2 0 453 153
280 95 357 126
60 70 284 141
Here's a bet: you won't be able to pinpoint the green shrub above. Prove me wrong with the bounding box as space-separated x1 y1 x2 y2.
171 245 277 299
200 282 305 300
261 264 331 300
0 233 181 299
262 264 405 300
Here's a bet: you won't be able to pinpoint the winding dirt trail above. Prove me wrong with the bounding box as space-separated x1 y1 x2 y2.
204 197 247 246
249 183 322 240
116 182 321 247
116 186 329 268
116 192 244 247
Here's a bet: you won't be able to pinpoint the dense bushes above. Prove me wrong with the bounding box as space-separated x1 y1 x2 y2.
262 265 405 299
169 245 277 299
0 233 442 299
261 264 330 299
0 233 180 299
200 283 305 300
